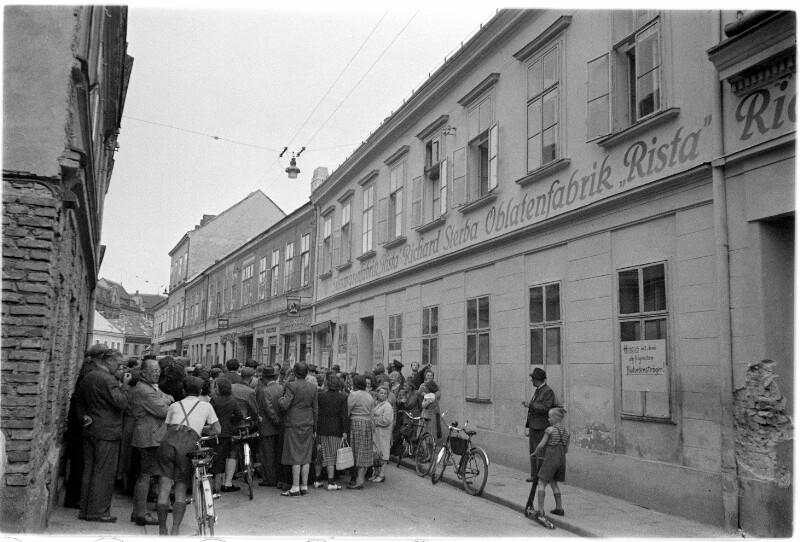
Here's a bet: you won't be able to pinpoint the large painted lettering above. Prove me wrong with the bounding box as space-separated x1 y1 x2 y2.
329 119 711 295
736 78 796 141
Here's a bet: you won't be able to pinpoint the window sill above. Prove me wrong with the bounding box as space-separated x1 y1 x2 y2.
465 398 492 404
458 190 498 214
620 413 676 424
415 215 447 234
595 107 680 149
318 271 332 280
356 250 376 263
336 261 352 272
516 158 571 187
382 236 407 250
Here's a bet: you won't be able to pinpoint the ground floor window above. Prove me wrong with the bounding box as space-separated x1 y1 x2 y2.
618 262 671 419
422 305 438 367
466 296 491 401
388 314 402 364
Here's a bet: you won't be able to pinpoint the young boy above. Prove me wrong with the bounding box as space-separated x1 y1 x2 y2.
532 407 569 518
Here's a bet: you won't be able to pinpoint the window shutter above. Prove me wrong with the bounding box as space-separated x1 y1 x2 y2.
332 229 341 269
452 147 466 207
587 54 610 139
488 123 499 191
340 227 351 264
439 157 448 216
411 176 423 227
377 196 388 246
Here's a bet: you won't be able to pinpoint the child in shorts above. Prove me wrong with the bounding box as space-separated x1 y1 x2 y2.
532 407 569 518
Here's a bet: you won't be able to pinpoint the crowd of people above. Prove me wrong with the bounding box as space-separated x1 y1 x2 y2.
65 344 444 535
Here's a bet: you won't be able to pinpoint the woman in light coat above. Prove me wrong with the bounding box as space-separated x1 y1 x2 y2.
371 384 394 483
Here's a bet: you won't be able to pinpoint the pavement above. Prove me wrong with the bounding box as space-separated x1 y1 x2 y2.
44 460 734 539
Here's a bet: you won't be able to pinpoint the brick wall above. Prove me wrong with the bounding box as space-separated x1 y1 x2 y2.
1 178 91 532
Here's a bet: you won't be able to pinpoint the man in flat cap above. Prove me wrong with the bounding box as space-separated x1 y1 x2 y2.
523 368 555 483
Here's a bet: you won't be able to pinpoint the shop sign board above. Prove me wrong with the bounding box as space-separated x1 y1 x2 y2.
621 340 667 392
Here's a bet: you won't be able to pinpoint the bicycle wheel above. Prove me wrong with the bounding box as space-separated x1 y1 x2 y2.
201 477 215 535
414 432 435 476
243 442 254 500
430 445 449 485
461 448 489 496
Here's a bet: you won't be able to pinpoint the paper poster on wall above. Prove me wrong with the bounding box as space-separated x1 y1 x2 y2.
621 340 667 392
321 350 330 367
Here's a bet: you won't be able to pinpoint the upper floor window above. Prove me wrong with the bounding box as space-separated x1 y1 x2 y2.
388 162 405 240
425 136 448 223
270 249 280 297
284 242 295 292
322 213 333 275
339 200 352 265
258 256 268 300
526 41 561 171
362 184 375 254
467 94 498 199
241 262 254 306
300 234 311 286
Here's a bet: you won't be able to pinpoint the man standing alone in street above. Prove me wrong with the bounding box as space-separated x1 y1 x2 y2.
130 357 173 525
523 368 555 483
76 346 130 522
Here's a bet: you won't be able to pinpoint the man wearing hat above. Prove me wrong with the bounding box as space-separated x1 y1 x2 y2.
255 365 289 488
523 367 555 483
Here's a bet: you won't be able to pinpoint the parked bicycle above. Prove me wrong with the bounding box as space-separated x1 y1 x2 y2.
394 410 436 476
430 418 489 496
231 417 260 500
187 435 218 536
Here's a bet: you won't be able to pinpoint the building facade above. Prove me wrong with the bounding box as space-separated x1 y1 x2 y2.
181 202 316 367
155 190 285 356
309 9 793 535
1 6 132 531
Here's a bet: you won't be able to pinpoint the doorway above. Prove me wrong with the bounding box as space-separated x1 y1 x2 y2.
358 316 374 374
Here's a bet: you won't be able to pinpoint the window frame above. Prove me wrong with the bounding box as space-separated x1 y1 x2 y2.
339 199 352 265
270 249 280 297
388 161 405 240
361 183 375 254
422 305 439 367
465 295 491 401
258 256 268 300
616 261 672 421
241 261 254 306
528 281 563 368
322 213 333 276
525 39 563 173
388 314 402 358
300 233 311 287
284 241 295 292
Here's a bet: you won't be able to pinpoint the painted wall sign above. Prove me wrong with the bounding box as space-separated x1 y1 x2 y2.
621 340 667 392
728 75 795 152
325 118 711 297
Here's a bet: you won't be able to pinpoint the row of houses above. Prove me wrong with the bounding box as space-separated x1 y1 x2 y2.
151 9 794 536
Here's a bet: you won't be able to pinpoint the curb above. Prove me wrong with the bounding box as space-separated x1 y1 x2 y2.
398 457 596 538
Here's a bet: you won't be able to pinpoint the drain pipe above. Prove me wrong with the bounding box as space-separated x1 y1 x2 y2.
709 10 739 534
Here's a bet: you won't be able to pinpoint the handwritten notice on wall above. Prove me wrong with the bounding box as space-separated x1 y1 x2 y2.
621 340 667 392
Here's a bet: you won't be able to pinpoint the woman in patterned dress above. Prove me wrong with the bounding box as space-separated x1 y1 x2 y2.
346 374 375 489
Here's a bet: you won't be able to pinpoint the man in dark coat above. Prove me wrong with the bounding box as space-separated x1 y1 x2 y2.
524 367 555 483
76 346 130 522
255 365 287 487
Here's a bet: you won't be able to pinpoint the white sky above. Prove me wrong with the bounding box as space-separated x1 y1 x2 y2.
99 3 499 295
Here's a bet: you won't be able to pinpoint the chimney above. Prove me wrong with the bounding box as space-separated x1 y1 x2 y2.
311 166 329 193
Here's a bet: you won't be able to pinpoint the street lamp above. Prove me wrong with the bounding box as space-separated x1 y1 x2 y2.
280 146 305 179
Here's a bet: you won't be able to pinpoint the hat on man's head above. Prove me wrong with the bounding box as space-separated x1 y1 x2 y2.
391 359 404 371
530 368 547 381
308 364 318 374
241 367 255 379
261 365 277 379
86 343 110 358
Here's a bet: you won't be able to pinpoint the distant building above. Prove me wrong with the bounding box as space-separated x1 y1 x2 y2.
1 6 132 531
157 191 285 356
89 311 125 352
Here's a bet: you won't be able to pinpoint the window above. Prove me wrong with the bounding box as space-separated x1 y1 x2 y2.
388 162 405 240
258 256 268 299
339 201 351 265
586 54 610 139
466 296 491 400
241 262 254 306
421 136 448 223
361 184 375 253
618 262 670 419
322 214 332 275
422 306 439 366
215 281 222 315
300 234 311 286
270 249 280 297
529 283 562 367
388 314 402 359
338 323 348 355
284 242 295 292
467 94 497 200
526 42 561 171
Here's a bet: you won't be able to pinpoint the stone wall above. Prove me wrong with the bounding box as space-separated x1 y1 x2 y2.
1 178 90 532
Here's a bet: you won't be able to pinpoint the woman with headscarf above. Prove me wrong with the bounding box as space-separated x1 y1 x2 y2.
313 373 349 490
278 362 318 496
346 374 375 489
371 384 393 483
419 369 442 440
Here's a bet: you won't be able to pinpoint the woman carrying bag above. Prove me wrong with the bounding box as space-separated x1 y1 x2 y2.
345 374 375 489
314 374 349 490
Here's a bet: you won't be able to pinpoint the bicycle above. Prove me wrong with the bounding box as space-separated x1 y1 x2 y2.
231 417 260 500
430 418 489 496
394 410 435 476
187 435 218 536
